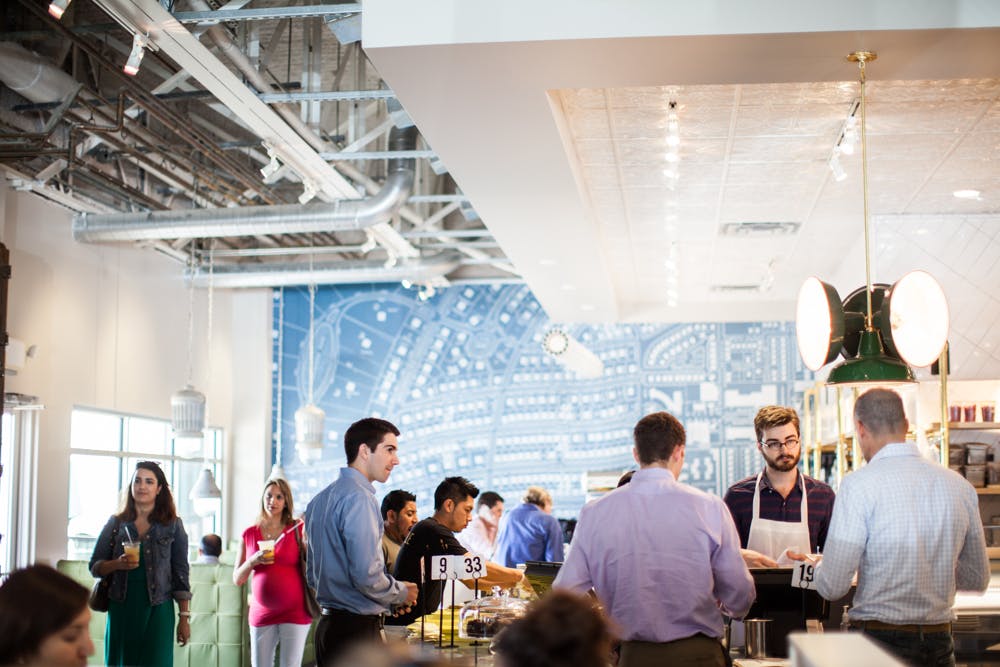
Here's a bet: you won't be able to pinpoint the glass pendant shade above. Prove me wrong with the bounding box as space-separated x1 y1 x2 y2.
295 403 326 463
795 278 844 371
189 467 222 517
171 385 206 439
877 270 949 367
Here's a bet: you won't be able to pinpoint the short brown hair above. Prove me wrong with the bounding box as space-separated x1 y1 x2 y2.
523 486 552 508
753 406 800 443
633 412 686 465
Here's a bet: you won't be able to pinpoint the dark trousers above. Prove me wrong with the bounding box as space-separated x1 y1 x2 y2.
861 628 955 667
620 634 730 667
315 609 384 667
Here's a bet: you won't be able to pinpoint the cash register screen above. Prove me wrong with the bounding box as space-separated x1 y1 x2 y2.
523 560 562 597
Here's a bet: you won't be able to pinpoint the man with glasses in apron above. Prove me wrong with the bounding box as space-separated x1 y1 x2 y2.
723 406 835 568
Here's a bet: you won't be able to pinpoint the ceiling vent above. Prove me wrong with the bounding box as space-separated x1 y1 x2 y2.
711 284 764 293
720 222 801 237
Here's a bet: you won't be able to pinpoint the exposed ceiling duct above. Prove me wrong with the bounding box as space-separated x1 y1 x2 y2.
0 41 79 104
74 127 417 242
191 251 463 289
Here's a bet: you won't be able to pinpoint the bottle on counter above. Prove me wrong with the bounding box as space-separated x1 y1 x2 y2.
840 605 851 631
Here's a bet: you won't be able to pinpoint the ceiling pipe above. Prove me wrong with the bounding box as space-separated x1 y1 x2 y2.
73 126 417 242
189 251 462 289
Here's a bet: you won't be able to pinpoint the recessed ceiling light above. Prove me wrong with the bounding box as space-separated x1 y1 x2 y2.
580 304 596 311
953 189 982 200
539 258 557 266
561 284 576 291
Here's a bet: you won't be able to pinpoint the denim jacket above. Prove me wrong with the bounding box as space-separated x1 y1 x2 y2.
88 515 192 607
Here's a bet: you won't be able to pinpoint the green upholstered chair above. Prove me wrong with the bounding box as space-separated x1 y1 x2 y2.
57 560 251 667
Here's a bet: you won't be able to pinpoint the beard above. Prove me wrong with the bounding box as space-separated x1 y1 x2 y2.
766 451 800 472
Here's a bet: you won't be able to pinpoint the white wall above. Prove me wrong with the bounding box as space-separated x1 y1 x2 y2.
0 186 270 564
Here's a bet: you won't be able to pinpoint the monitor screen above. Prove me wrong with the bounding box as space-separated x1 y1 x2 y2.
523 560 562 597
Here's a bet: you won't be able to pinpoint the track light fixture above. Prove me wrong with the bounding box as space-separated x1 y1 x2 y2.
48 0 72 19
298 180 317 204
123 34 148 76
260 150 281 179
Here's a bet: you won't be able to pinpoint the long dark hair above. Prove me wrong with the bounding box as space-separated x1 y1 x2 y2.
118 460 178 524
0 564 89 664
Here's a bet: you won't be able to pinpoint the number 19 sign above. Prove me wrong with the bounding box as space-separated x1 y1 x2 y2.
790 562 817 590
430 554 485 580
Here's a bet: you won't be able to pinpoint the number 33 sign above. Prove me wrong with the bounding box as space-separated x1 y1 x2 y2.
790 562 817 590
430 554 485 580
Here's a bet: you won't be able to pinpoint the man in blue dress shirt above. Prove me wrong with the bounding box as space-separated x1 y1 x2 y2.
304 417 419 666
494 486 565 567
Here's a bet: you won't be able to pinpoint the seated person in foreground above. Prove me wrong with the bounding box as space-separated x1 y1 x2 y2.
387 476 522 627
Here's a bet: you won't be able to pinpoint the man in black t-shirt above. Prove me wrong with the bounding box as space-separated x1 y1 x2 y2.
388 476 523 626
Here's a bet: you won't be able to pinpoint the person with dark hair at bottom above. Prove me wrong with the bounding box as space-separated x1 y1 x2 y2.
791 388 989 667
89 460 191 667
198 533 223 564
492 590 617 667
0 564 95 667
304 418 419 666
555 411 754 667
459 490 504 559
381 489 418 572
387 476 523 628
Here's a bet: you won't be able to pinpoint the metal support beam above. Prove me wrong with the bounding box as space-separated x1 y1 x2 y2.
172 4 361 24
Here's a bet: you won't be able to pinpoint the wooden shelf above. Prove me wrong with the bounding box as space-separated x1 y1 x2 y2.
988 547 1000 560
927 422 1000 431
977 487 1000 495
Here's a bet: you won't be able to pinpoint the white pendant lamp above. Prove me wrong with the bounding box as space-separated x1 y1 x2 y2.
295 268 326 463
173 251 206 450
189 467 222 517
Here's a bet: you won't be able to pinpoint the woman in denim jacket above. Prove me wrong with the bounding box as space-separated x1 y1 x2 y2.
89 461 192 667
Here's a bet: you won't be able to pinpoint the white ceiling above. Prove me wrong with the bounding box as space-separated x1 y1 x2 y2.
364 1 1000 328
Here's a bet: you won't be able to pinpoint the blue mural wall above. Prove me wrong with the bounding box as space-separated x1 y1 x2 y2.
272 283 812 518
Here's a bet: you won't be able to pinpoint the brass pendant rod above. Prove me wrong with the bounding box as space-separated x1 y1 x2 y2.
850 51 877 330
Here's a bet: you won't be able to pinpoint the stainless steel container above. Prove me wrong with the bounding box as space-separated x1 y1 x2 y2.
744 618 771 658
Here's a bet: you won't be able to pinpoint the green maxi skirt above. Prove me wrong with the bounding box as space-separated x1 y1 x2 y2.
105 547 175 667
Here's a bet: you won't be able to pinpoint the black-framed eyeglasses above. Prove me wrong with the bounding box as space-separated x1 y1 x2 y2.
759 437 800 451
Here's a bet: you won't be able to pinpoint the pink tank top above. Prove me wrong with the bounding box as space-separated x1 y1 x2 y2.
242 523 312 627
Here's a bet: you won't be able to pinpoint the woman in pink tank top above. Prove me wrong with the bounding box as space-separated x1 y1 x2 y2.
233 479 312 667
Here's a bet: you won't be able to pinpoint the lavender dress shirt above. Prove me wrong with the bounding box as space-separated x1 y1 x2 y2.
554 467 755 643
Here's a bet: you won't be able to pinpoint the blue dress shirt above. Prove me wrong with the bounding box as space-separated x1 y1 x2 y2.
493 502 565 567
304 467 409 615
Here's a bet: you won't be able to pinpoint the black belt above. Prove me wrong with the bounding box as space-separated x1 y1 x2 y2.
851 620 951 634
320 607 384 624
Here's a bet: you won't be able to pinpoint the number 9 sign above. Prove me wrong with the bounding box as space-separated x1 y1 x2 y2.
429 555 485 580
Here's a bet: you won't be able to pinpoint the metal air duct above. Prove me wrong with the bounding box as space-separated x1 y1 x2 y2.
74 127 417 242
189 251 463 289
0 42 80 104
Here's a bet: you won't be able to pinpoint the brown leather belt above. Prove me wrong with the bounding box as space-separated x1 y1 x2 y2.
852 620 951 633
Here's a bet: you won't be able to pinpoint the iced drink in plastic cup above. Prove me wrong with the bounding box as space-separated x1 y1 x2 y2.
123 541 140 564
258 539 275 562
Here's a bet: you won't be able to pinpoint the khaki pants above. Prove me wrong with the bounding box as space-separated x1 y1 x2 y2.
620 634 729 667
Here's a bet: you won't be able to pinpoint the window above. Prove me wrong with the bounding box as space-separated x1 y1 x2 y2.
67 408 223 561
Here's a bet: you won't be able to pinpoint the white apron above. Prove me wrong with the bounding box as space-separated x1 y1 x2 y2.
746 470 811 560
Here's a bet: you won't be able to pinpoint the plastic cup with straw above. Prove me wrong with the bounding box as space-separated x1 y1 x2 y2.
122 526 140 565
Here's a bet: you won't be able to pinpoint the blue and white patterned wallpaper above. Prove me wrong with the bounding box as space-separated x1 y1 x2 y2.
271 283 812 518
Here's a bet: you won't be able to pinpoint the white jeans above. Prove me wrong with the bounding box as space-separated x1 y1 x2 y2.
250 623 311 667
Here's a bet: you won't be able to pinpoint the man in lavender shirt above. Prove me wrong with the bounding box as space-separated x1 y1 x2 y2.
554 411 755 667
